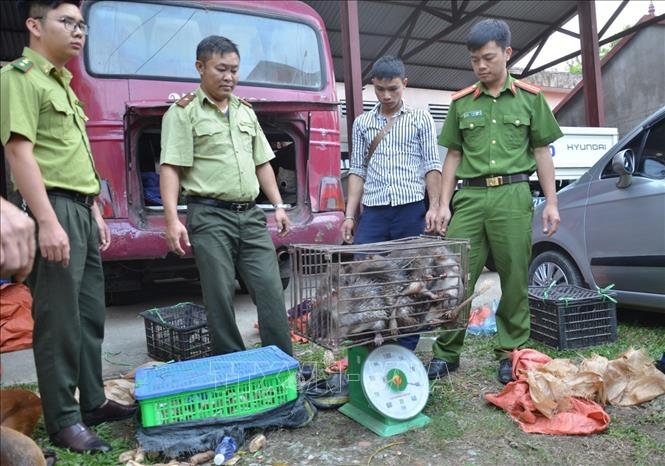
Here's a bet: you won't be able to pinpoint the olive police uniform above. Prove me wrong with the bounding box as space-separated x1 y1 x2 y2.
161 88 292 356
0 47 106 434
434 75 563 361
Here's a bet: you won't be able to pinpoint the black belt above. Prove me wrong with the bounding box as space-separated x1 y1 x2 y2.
47 188 96 206
461 173 530 188
187 196 256 212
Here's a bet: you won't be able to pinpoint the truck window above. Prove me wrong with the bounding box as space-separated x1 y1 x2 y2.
86 0 324 89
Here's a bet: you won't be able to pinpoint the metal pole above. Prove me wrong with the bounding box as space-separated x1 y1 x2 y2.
340 0 363 155
578 0 605 126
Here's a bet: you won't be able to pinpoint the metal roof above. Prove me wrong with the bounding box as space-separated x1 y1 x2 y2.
303 0 659 91
2 0 659 92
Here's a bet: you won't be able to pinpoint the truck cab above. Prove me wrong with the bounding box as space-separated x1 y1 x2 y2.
1 0 345 296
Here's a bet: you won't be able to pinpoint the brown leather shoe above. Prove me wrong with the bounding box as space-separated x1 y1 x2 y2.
49 423 110 453
82 399 137 426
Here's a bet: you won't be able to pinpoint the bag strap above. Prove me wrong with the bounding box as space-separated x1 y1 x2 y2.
363 112 404 168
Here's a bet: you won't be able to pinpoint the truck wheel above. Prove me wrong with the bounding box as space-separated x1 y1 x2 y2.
528 250 584 287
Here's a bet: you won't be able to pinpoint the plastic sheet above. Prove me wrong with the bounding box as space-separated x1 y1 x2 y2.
135 395 316 458
485 348 665 435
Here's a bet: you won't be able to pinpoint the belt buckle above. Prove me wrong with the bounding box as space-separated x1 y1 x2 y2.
486 176 502 187
231 203 244 212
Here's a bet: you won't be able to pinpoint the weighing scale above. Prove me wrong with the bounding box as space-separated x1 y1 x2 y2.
338 343 431 437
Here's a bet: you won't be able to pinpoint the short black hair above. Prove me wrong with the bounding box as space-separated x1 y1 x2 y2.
370 55 406 81
466 19 512 51
17 0 80 22
196 35 240 62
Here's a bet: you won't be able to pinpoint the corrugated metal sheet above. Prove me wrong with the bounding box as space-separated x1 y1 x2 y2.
304 0 579 90
0 0 635 92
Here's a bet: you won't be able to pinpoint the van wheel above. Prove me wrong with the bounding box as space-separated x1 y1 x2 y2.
106 289 147 306
528 250 584 287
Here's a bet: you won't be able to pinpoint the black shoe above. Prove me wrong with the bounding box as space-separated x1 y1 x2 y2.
303 373 349 409
299 363 314 382
49 423 111 453
655 355 665 374
426 358 459 380
498 358 513 384
82 399 137 426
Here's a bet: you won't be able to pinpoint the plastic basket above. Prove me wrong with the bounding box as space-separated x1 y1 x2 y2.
135 346 299 427
528 285 617 349
139 303 211 361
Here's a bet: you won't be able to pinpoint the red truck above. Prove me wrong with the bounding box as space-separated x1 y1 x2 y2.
1 0 345 297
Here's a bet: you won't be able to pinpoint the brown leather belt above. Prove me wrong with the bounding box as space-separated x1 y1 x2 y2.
47 188 96 206
187 196 256 212
461 173 530 188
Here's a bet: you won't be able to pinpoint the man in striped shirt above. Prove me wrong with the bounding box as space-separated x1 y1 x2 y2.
343 55 442 349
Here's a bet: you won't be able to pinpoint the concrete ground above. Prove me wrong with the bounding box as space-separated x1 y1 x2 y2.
0 271 501 386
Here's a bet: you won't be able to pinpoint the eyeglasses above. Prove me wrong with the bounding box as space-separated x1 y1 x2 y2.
33 16 89 35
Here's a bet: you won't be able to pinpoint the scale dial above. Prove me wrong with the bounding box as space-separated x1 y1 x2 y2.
360 344 430 420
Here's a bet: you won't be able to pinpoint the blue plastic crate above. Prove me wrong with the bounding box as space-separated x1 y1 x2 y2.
135 346 299 427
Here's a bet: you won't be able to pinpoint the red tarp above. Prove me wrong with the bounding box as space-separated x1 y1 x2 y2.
0 283 33 353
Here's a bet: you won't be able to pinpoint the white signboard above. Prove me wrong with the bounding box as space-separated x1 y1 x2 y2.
547 126 619 180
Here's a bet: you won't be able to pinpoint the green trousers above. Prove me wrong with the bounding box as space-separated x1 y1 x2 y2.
29 196 107 434
187 205 293 356
432 182 534 361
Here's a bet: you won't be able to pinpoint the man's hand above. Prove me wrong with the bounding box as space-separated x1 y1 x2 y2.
92 202 111 252
424 207 438 233
0 197 36 282
541 202 560 237
436 205 453 236
275 208 291 237
341 218 355 243
37 218 70 267
165 220 190 256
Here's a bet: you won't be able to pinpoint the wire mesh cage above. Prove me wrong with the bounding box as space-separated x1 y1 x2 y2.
288 236 470 350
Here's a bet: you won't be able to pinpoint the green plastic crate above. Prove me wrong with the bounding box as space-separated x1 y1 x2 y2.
134 346 298 427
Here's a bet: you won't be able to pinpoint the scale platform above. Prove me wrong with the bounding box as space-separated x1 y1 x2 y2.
339 344 431 437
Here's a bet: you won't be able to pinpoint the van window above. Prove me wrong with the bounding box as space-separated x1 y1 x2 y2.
86 1 324 89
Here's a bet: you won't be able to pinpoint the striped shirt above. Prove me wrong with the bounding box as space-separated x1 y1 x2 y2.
349 102 441 207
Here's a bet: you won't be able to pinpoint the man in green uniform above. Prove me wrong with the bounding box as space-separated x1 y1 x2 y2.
0 0 135 453
160 35 293 357
430 19 562 383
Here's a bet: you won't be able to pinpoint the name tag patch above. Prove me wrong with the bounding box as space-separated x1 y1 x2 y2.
463 110 483 118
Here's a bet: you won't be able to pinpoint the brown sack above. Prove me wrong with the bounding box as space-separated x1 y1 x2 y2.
0 283 34 353
603 348 665 406
485 349 611 435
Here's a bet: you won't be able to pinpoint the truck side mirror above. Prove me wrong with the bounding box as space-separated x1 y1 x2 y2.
612 149 635 188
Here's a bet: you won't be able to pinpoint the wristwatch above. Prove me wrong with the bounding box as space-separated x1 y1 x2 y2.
273 203 290 209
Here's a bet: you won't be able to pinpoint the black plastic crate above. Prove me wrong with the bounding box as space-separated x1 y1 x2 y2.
528 285 617 350
139 303 212 361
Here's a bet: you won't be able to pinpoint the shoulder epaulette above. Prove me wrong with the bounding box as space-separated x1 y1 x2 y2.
10 57 33 73
451 84 477 101
238 97 252 108
514 80 541 94
175 91 196 108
